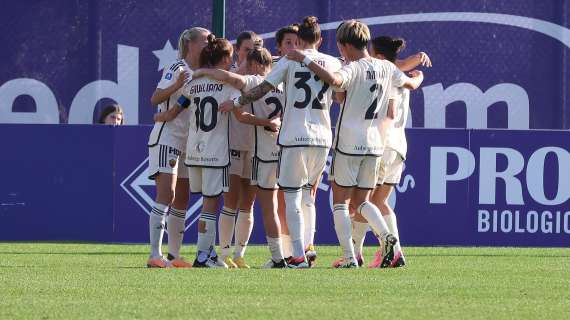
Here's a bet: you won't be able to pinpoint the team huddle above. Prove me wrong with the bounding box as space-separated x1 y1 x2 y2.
146 16 431 269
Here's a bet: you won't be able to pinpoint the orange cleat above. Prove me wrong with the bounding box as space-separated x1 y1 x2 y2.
146 257 170 268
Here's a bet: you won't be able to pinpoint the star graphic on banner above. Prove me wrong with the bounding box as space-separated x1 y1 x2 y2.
152 40 179 71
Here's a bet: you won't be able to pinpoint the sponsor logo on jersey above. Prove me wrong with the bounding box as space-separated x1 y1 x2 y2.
165 73 173 80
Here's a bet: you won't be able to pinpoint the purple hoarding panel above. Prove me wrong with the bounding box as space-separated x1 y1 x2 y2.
1 125 568 246
1 1 569 129
0 124 115 241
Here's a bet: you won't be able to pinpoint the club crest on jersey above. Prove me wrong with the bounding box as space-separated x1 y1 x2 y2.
169 159 177 168
165 73 173 80
196 141 206 153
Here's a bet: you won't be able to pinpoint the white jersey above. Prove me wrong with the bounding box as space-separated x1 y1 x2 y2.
334 58 408 156
183 77 241 168
244 75 283 162
229 107 254 151
386 86 410 159
148 59 191 150
265 49 342 148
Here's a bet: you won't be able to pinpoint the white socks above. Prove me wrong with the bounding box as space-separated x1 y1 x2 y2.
167 207 186 259
352 220 369 257
234 209 254 259
283 189 305 258
281 234 293 258
196 212 217 261
333 204 355 259
302 187 316 248
149 203 168 258
383 213 402 253
266 236 284 262
218 206 236 258
358 201 391 240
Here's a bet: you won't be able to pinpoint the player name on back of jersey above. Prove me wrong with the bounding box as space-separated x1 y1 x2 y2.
188 82 224 95
366 69 389 80
300 59 326 68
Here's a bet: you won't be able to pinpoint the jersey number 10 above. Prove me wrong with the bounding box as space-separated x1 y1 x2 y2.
193 96 218 132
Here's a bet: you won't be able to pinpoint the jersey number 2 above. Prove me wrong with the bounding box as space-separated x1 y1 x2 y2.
264 97 283 132
365 83 383 120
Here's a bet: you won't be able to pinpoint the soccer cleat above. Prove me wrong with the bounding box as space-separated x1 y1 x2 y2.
305 245 317 267
166 256 192 268
390 251 406 268
224 256 238 269
284 256 294 264
287 256 310 269
193 250 227 268
333 254 365 268
368 250 384 268
331 256 344 268
379 234 398 268
193 256 228 269
233 257 250 269
262 259 288 269
335 257 359 268
147 256 170 268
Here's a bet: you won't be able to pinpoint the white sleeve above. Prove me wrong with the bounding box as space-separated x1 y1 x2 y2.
391 66 410 88
337 63 355 90
157 62 183 89
243 75 263 92
265 58 289 88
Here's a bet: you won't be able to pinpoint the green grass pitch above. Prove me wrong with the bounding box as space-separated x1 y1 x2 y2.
0 243 569 319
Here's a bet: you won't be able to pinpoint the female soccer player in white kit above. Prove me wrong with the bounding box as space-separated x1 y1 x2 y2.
217 31 264 269
219 16 341 268
156 35 242 268
287 20 424 268
370 36 420 268
146 27 210 268
193 47 287 268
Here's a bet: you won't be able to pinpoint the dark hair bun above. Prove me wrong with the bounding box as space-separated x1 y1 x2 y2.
207 34 216 46
392 38 406 53
303 16 318 27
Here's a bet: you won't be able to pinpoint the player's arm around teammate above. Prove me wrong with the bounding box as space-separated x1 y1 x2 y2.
192 48 285 267
146 27 210 268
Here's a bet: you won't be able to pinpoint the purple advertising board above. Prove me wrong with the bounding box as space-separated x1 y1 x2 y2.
1 124 568 246
1 1 569 129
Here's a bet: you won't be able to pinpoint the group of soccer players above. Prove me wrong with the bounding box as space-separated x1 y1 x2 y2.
146 16 431 269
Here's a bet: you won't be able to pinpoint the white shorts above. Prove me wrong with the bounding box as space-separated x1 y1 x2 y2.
277 147 328 189
148 145 188 179
188 166 229 197
229 149 252 179
251 157 278 190
330 151 380 189
377 149 404 185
